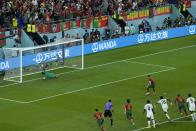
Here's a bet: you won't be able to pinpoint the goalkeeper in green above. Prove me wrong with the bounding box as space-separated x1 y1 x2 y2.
41 64 57 79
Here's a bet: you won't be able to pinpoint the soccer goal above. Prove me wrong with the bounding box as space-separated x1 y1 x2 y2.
3 38 84 83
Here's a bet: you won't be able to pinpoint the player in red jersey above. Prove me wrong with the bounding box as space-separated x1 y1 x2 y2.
146 75 156 95
175 94 188 115
94 109 105 131
124 99 135 125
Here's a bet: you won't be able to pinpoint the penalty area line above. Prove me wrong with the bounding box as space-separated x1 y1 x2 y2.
24 68 175 104
123 60 176 69
174 121 193 123
0 66 176 104
0 44 195 88
132 115 191 131
0 97 26 104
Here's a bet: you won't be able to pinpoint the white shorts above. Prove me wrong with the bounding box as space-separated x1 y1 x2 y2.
146 113 154 120
162 107 168 113
189 105 196 112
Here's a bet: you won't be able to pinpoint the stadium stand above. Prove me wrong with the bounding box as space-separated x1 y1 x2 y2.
0 0 195 47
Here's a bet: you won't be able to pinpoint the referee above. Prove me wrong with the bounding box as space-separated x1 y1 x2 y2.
104 99 114 127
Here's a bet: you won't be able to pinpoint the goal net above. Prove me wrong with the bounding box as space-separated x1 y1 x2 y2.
3 38 84 83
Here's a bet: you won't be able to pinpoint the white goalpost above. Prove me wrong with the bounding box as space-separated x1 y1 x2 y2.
3 38 84 83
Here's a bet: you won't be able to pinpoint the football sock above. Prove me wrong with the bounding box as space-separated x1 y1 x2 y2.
147 120 150 127
166 113 171 120
193 113 196 120
110 119 113 126
152 120 156 128
191 114 195 121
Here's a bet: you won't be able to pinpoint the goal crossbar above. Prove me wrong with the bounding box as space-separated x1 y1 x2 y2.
5 38 83 51
3 38 84 83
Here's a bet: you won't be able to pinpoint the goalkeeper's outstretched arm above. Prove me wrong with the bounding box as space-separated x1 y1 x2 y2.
41 64 57 79
45 71 57 79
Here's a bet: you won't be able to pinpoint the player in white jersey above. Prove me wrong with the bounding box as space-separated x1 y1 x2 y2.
144 100 156 128
157 96 171 121
186 94 196 122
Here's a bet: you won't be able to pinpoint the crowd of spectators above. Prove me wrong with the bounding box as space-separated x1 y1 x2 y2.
156 15 196 30
0 0 195 45
81 19 148 43
116 23 136 36
82 29 101 43
138 19 152 33
80 14 196 43
77 14 196 44
0 0 184 29
0 0 105 28
107 0 169 15
63 28 101 43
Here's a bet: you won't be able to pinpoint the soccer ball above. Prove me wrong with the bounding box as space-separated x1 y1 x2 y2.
145 92 150 95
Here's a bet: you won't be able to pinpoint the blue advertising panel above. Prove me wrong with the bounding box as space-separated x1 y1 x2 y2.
84 25 196 54
0 25 195 71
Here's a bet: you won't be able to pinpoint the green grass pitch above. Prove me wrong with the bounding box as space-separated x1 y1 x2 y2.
0 35 196 131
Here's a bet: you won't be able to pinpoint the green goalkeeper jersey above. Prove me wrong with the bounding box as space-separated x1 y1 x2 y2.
44 71 56 79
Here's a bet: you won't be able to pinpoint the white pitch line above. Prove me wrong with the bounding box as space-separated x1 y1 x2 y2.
0 44 194 103
0 44 195 88
0 97 26 104
124 60 175 69
132 115 191 131
57 44 196 76
0 78 41 88
23 68 175 104
0 65 175 104
174 121 193 123
126 44 196 61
